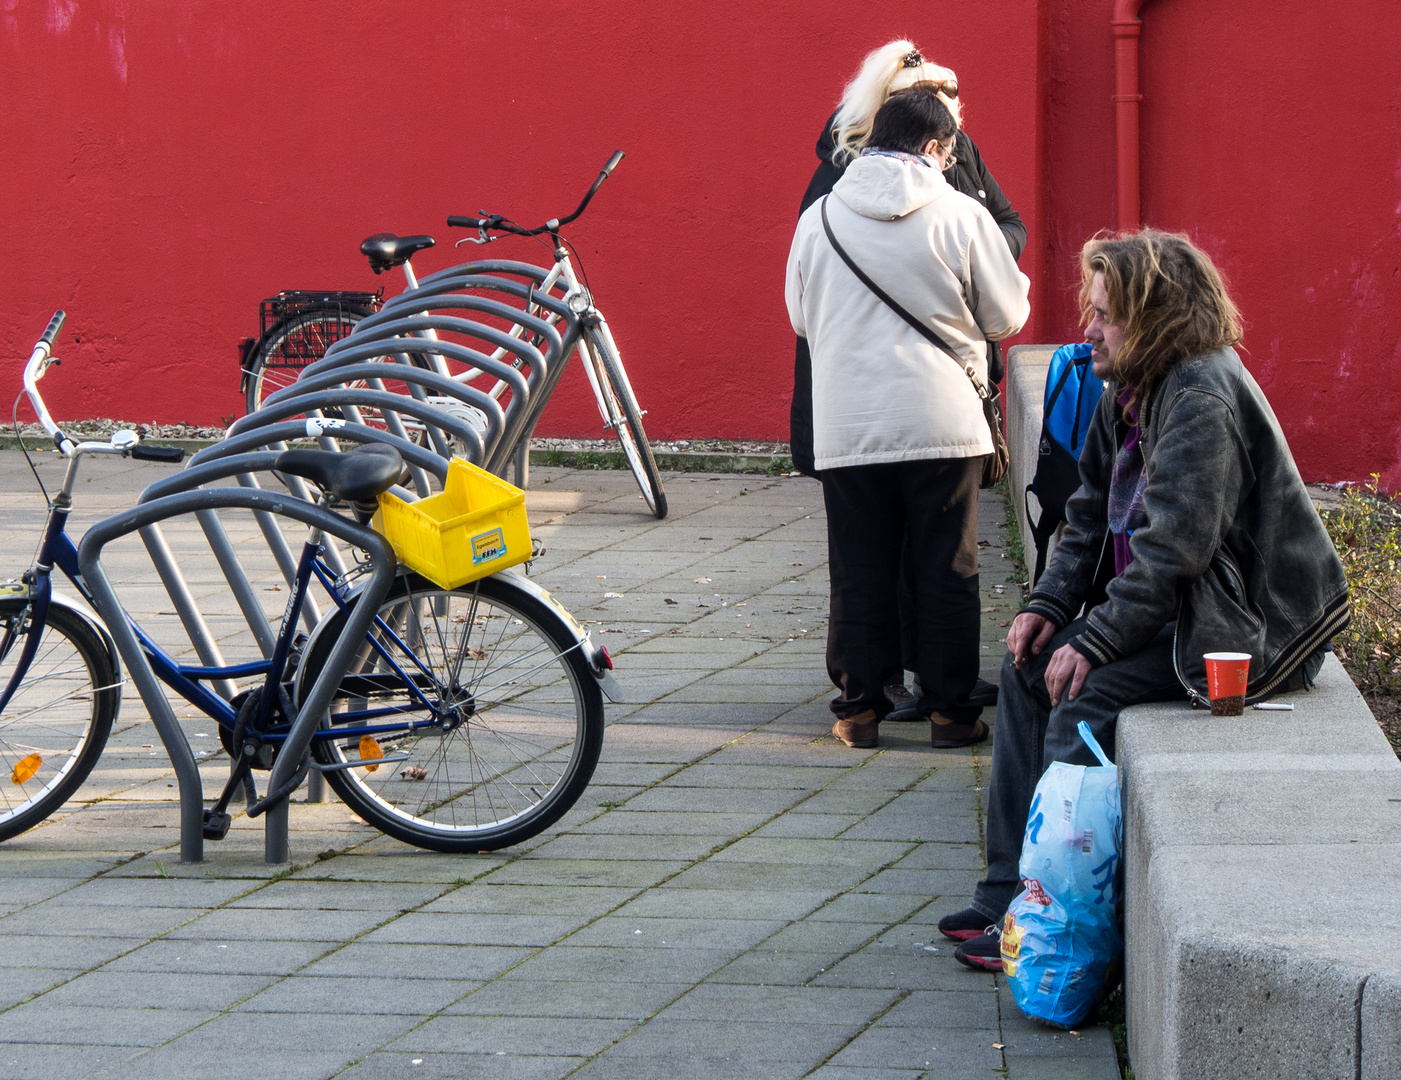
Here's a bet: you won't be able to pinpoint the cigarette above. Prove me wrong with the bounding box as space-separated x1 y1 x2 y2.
1252 702 1294 711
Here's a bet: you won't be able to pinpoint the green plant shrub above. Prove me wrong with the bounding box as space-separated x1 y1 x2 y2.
1321 478 1401 699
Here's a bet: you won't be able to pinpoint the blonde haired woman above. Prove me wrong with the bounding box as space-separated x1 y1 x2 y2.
794 41 1026 472
790 40 1026 718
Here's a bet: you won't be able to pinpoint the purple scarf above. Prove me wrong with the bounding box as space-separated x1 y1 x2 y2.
1108 387 1148 575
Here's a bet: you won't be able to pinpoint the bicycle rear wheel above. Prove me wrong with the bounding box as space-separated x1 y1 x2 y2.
244 303 374 415
298 573 604 852
583 327 667 519
0 602 119 843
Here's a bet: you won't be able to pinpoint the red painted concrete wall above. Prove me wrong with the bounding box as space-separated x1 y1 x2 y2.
2 1 1398 487
1039 0 1401 491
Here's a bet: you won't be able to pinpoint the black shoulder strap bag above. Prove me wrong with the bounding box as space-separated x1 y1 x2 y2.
819 196 1010 489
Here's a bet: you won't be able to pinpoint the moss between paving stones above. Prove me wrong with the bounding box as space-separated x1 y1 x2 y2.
0 428 795 475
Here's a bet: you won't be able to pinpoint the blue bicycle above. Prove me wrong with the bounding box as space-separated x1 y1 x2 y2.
1 312 613 852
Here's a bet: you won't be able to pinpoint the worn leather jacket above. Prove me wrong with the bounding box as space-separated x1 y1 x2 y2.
1025 347 1350 702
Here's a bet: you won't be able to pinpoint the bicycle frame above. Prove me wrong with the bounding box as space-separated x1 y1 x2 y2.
4 485 444 753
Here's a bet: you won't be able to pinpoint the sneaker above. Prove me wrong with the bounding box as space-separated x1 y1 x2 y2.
953 929 1003 972
937 906 992 942
832 709 880 748
930 714 989 749
883 681 921 721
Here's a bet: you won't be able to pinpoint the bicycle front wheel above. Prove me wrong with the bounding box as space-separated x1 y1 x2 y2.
244 303 374 415
584 327 667 519
298 574 604 852
0 602 119 843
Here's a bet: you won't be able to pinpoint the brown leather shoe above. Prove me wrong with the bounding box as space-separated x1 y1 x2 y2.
930 713 988 748
832 709 880 748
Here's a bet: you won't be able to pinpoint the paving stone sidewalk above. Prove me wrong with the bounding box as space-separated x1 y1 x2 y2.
0 454 1119 1079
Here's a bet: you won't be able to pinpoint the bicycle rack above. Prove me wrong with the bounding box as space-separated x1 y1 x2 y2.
77 480 397 864
70 273 583 863
354 267 582 485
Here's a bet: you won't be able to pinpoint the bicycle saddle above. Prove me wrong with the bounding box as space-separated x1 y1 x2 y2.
360 233 436 274
273 443 405 502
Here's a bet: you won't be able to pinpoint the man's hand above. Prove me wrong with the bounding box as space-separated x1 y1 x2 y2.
1044 644 1093 707
1006 612 1057 668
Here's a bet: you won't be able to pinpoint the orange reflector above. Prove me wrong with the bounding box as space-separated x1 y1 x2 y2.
12 753 42 785
359 736 383 773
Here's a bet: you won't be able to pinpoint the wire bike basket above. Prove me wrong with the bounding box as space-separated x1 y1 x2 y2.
258 290 383 364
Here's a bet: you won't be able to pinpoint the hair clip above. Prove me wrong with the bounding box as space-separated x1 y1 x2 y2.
901 50 924 68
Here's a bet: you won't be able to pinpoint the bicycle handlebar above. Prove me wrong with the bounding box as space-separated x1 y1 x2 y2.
448 150 625 238
40 311 66 348
24 312 67 447
22 312 180 461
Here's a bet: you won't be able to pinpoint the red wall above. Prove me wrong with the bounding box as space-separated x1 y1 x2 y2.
1040 0 1401 491
2 1 1398 488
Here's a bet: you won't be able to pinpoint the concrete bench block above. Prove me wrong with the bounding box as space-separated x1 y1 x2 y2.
1362 972 1401 1080
1005 344 1055 559
1119 655 1401 1079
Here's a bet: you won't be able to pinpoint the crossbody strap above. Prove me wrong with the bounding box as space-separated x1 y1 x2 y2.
820 196 990 401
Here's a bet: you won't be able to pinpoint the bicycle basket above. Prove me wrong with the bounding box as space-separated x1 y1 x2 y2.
258 290 383 363
373 458 532 588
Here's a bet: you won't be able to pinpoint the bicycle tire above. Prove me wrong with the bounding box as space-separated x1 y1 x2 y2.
0 602 119 843
297 573 604 852
244 303 375 415
584 326 667 519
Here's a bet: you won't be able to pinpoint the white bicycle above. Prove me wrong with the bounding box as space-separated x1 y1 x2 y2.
242 153 667 519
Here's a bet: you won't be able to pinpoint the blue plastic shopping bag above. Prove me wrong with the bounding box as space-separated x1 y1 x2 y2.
1001 721 1123 1028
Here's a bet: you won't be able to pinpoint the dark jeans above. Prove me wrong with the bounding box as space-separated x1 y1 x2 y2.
821 457 984 723
970 618 1186 922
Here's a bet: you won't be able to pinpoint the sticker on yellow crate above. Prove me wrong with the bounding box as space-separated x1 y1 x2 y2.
471 528 507 565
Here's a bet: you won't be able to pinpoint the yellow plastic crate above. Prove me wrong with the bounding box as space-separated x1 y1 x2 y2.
373 458 531 588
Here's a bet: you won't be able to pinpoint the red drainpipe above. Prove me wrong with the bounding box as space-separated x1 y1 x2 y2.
1112 0 1149 231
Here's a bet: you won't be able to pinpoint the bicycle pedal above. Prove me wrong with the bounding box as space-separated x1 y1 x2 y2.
202 810 233 841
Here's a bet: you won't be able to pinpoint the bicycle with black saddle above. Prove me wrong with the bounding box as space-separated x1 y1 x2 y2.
4 313 616 852
240 154 668 518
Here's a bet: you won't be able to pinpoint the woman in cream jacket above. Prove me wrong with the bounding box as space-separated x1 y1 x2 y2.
785 89 1029 750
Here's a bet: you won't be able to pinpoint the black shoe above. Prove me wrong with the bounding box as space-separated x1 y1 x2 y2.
969 677 999 707
937 906 992 942
953 929 1003 972
883 681 922 721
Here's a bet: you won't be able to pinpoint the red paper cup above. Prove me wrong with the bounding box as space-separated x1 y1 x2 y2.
1203 652 1250 716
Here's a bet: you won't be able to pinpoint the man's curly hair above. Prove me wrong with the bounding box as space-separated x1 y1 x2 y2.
1080 230 1243 410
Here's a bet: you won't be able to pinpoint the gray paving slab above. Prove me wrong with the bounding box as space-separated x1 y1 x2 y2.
444 978 687 1020
99 1044 352 1080
0 464 1094 1078
234 975 473 1015
390 1014 636 1056
338 1052 584 1080
301 943 532 981
607 1017 860 1062
0 1002 216 1046
40 970 278 1010
360 911 590 947
0 1043 148 1080
417 884 637 916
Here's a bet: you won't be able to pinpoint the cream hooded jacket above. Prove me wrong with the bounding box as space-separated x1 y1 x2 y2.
785 152 1031 470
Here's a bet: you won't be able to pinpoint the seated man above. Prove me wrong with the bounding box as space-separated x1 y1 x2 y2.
938 230 1350 969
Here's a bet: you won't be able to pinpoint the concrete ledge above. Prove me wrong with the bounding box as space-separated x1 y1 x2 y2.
1006 344 1055 559
1119 657 1401 1079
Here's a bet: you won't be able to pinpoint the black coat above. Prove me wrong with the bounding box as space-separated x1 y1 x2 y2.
790 114 1025 475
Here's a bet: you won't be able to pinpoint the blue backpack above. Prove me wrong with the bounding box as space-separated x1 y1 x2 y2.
1026 343 1104 584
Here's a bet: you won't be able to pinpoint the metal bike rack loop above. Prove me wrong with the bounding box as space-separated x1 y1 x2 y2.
78 485 397 864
